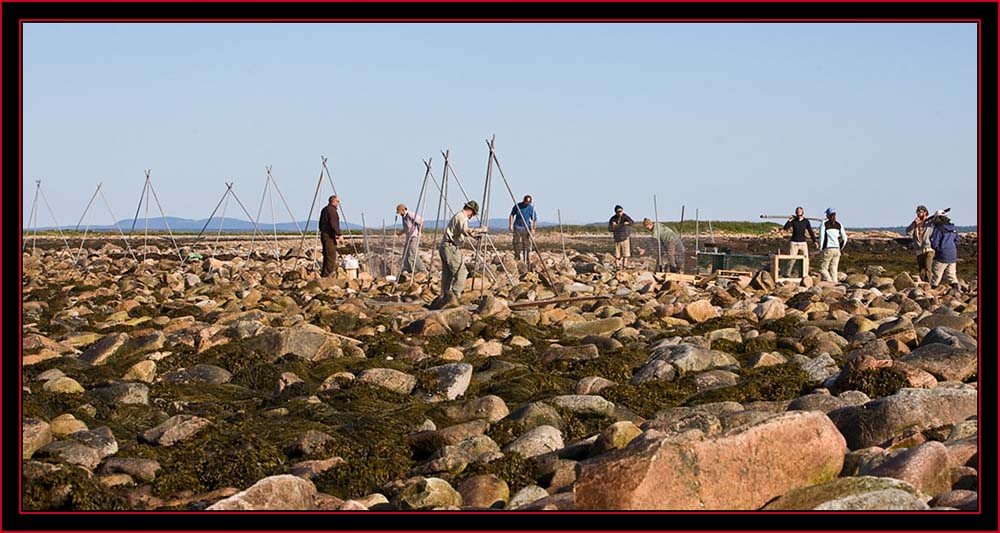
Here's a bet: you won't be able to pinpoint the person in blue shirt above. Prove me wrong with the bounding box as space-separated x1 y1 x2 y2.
508 195 537 264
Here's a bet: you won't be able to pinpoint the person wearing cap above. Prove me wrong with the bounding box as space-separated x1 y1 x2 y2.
817 208 848 282
608 205 635 270
396 203 426 276
432 200 486 309
905 205 935 282
509 194 537 264
318 195 344 277
783 207 817 277
929 210 961 290
641 218 686 273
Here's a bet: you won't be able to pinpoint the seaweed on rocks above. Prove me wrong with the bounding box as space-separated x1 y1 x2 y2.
477 372 575 406
448 452 541 494
685 363 816 405
759 316 803 337
22 466 130 511
557 408 618 443
600 378 699 419
828 367 910 399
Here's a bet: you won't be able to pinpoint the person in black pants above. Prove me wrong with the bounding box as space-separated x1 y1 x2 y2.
319 195 344 277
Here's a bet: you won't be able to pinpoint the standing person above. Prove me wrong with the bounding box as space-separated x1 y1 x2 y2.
906 205 935 282
608 205 634 270
817 207 848 283
396 203 425 276
432 200 485 309
929 210 961 290
783 207 817 277
508 195 537 264
642 218 686 273
318 195 344 277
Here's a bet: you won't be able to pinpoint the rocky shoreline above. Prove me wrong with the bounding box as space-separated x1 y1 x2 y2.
21 237 978 511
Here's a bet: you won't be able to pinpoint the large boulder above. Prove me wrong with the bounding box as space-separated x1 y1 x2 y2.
862 441 952 497
207 475 317 510
574 410 846 510
138 415 210 446
915 315 975 333
394 477 462 510
562 317 626 339
415 363 473 402
897 344 977 382
90 382 149 406
827 387 977 450
763 476 927 510
36 441 102 470
919 327 977 350
246 325 347 362
79 332 131 365
440 395 509 424
502 425 564 459
23 418 52 459
356 368 417 395
648 343 726 374
683 300 719 323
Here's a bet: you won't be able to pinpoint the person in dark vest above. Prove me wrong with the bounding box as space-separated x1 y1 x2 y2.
318 195 343 277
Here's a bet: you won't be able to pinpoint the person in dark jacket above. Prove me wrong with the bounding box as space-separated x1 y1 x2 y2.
783 207 817 277
929 211 960 289
608 205 634 270
318 195 343 277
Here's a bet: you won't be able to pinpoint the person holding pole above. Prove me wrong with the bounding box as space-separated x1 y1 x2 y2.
509 194 537 265
817 207 847 283
396 203 426 277
783 207 817 277
432 200 486 310
641 218 686 273
608 205 634 270
319 195 344 277
905 205 935 283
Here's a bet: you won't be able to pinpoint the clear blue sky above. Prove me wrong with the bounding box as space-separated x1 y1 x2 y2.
23 22 977 228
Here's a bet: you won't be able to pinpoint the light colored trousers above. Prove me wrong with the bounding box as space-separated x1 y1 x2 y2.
439 242 467 297
819 248 841 282
786 241 810 277
400 235 426 274
930 260 958 287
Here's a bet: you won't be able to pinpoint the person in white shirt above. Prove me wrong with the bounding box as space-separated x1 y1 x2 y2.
817 207 848 283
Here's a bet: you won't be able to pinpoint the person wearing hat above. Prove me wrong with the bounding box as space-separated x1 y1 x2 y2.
641 218 686 273
817 207 848 282
905 205 935 282
929 210 961 290
432 200 486 309
608 205 635 270
395 203 426 276
508 194 537 265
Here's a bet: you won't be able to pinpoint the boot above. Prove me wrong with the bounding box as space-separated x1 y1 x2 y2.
442 292 462 309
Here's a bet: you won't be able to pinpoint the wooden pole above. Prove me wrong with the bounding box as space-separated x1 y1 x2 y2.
653 194 662 272
557 208 568 264
487 138 559 293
